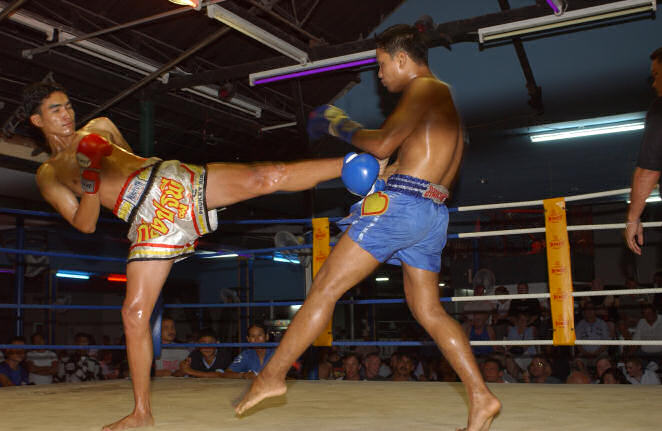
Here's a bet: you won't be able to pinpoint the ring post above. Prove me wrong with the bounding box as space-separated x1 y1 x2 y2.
543 198 576 345
312 217 333 347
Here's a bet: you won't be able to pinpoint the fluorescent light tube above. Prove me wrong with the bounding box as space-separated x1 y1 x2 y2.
253 58 376 85
250 50 376 86
375 277 389 282
207 5 309 63
478 0 656 43
530 121 644 142
273 255 300 264
56 271 90 280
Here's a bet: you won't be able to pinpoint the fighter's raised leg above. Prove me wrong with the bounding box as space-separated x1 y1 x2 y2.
205 158 343 209
102 259 174 431
401 263 500 431
234 233 380 415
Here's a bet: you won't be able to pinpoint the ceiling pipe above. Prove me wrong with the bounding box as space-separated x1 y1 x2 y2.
2 2 262 119
0 0 28 23
80 25 233 123
22 0 227 58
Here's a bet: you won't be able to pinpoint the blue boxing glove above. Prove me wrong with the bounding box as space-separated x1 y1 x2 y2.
342 152 380 196
307 105 363 144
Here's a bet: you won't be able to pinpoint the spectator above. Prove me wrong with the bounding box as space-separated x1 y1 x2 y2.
481 358 507 383
566 370 592 384
179 329 232 378
575 302 610 361
390 352 416 382
491 285 511 341
25 333 58 385
337 353 362 381
508 282 541 326
57 333 102 383
622 356 660 384
616 278 647 329
316 346 343 380
154 317 189 377
465 311 495 359
0 337 29 387
362 352 386 381
652 270 662 313
224 323 274 379
599 367 629 384
566 360 592 384
593 356 615 383
522 355 561 384
461 284 494 329
632 303 662 361
505 312 537 373
98 350 120 380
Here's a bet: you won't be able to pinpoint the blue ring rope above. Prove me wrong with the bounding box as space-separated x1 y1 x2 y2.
0 340 434 350
0 296 454 310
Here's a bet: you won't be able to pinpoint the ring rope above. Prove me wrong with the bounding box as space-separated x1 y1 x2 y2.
450 222 662 239
2 288 660 310
2 339 661 351
451 187 634 213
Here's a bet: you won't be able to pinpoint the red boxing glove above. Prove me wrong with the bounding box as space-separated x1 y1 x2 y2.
76 133 112 194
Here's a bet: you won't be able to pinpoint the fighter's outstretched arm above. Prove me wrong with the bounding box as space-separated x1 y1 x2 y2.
351 78 445 159
36 163 101 233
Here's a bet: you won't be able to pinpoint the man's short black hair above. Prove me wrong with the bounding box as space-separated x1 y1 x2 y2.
375 24 428 66
197 328 218 341
651 46 662 62
21 81 67 116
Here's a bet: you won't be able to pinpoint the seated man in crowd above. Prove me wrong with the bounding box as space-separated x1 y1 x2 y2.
337 352 362 381
632 304 662 362
154 317 189 377
179 329 231 378
57 332 102 383
0 337 29 387
26 333 58 385
362 352 386 381
480 358 507 384
223 324 274 379
390 352 416 382
622 356 660 384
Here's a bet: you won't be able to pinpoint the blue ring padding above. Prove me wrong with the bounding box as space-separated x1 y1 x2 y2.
217 217 342 225
447 233 460 239
0 340 436 350
151 295 164 359
0 207 122 224
0 247 126 262
0 296 452 311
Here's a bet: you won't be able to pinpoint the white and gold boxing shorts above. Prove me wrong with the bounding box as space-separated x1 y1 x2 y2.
113 159 218 262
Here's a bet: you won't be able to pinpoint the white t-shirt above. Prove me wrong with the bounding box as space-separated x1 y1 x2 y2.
26 350 58 384
154 347 190 373
633 315 662 354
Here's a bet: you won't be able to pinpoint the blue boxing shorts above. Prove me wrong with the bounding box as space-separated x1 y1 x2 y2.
337 174 449 273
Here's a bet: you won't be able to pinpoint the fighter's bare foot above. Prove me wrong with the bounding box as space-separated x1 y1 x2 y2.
234 374 287 415
456 391 501 431
101 411 154 431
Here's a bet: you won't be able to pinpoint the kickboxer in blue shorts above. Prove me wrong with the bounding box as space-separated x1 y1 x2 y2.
237 24 501 431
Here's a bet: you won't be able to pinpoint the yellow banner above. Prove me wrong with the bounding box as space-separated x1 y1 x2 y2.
312 217 333 346
543 198 576 345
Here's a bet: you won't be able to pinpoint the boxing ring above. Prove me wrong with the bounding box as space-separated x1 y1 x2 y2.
2 378 661 430
2 186 662 430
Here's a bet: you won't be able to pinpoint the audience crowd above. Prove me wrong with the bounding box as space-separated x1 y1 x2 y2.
2 276 661 387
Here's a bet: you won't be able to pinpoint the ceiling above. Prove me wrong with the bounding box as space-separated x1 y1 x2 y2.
0 0 660 224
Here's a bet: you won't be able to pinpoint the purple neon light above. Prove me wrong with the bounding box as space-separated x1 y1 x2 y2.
545 0 561 13
0 269 15 274
254 57 376 85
